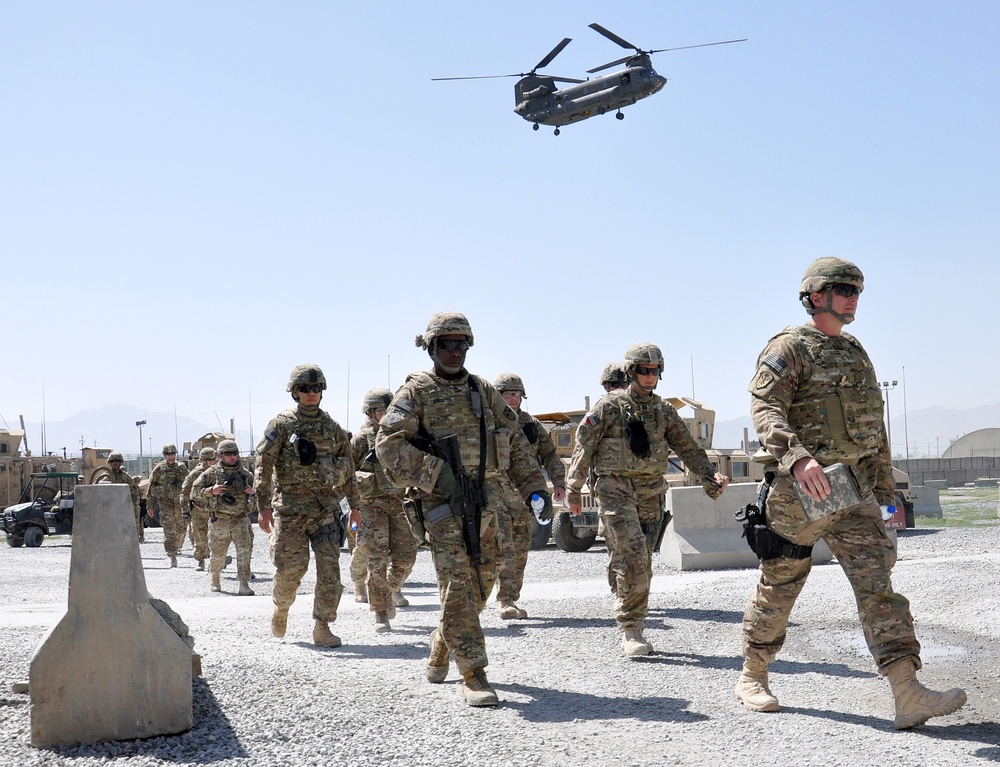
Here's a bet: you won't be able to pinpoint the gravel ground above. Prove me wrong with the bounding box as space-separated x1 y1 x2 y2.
1 523 998 767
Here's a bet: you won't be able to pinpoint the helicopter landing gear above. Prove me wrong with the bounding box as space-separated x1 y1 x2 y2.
554 128 560 136
532 123 539 131
616 111 625 120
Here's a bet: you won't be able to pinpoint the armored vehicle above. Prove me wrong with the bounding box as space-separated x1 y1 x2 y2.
3 471 79 547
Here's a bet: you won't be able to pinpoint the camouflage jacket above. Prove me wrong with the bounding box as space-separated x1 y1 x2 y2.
194 460 255 518
180 461 213 511
517 409 566 488
566 386 720 496
748 323 893 504
149 460 187 501
374 369 546 508
105 467 141 513
350 419 404 504
253 406 354 512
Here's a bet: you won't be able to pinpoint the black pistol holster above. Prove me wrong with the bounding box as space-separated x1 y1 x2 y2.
735 472 813 561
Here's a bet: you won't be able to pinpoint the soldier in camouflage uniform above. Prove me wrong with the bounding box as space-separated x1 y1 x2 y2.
148 443 188 567
350 387 418 633
737 257 967 729
101 451 143 541
600 361 628 394
194 440 255 596
492 373 566 620
255 364 355 647
181 446 216 570
375 312 549 707
567 343 730 658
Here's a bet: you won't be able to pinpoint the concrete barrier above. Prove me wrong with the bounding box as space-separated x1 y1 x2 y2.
660 482 833 571
29 484 193 748
911 484 943 518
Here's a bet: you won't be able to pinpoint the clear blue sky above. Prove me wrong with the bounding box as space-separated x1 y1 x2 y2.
3 1 998 452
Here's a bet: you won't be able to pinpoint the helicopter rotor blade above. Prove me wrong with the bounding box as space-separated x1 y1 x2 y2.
586 56 632 75
431 73 525 81
588 23 638 52
534 37 572 72
551 76 586 84
648 39 748 54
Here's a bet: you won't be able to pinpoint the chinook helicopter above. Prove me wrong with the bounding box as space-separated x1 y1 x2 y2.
432 23 746 135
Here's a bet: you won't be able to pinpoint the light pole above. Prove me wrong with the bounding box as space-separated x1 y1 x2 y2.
136 420 146 475
880 381 897 459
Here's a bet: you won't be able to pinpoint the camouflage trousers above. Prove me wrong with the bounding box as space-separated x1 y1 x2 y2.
595 474 665 632
189 504 211 562
270 502 344 623
356 496 418 612
348 523 368 594
209 514 253 583
158 495 187 557
742 478 921 674
494 475 531 605
424 476 501 674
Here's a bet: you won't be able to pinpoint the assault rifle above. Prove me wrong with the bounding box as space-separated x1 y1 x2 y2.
438 434 487 601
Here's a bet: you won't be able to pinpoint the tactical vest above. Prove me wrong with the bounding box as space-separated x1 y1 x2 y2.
355 423 400 500
266 409 346 495
152 461 186 497
203 463 254 516
782 325 884 464
407 371 510 476
591 390 676 476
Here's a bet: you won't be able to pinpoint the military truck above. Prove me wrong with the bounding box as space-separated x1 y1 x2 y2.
3 470 79 547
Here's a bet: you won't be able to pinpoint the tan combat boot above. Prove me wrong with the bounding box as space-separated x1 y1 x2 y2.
196 559 205 571
499 601 528 620
313 620 342 648
735 658 779 712
374 611 392 633
886 658 967 729
238 582 255 596
169 554 178 568
271 606 288 638
622 629 651 658
210 573 221 592
426 629 449 683
354 584 368 604
392 591 409 607
461 667 499 707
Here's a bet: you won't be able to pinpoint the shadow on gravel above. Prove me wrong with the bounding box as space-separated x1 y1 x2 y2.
486 616 610 637
897 529 944 537
44 678 247 763
497 682 708 724
648 607 743 624
910 721 1000 760
287 640 429 662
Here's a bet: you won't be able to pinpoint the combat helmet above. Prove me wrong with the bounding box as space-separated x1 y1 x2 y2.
217 439 239 458
799 257 864 312
494 373 526 397
415 311 474 350
601 361 628 389
108 451 124 463
362 387 393 414
162 443 177 455
287 364 327 392
624 343 664 375
199 447 217 460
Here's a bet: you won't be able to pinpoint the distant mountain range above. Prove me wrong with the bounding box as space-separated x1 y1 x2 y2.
714 400 1000 459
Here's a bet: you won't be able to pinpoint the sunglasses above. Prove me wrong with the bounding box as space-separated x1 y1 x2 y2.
297 384 323 394
437 339 470 352
634 365 661 377
221 451 239 457
829 283 861 298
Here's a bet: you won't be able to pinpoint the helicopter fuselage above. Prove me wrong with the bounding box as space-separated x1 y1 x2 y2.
514 62 666 127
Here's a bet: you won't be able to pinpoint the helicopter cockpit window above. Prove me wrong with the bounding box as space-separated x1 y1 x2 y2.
620 72 631 86
640 68 651 83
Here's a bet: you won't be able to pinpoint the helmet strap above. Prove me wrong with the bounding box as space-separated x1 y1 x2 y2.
808 287 854 324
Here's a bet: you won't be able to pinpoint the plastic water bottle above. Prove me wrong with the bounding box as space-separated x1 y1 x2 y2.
880 504 896 521
531 493 549 526
340 497 357 531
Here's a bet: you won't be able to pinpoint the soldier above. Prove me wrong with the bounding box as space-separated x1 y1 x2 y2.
375 312 549 707
345 493 369 604
254 364 356 647
148 443 189 567
492 373 566 620
600 361 628 394
350 387 418 633
100 451 142 541
567 343 730 658
181 446 216 570
194 440 254 596
737 257 967 728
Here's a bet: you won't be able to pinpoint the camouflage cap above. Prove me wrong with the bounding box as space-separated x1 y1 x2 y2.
287 364 327 392
108 451 124 462
415 311 474 350
199 447 217 460
799 257 864 297
624 343 664 373
162 443 177 455
601 361 628 387
494 373 526 397
217 439 239 454
362 387 393 413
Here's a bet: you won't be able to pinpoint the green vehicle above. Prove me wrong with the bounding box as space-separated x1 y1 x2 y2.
3 471 79 547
